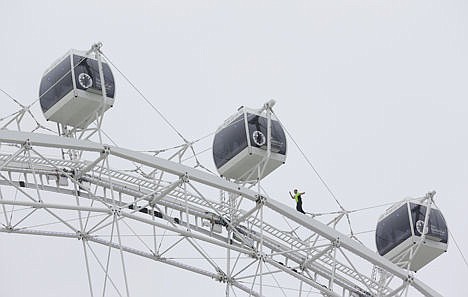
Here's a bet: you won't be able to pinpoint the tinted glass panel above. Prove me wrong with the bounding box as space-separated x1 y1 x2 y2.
73 55 115 98
376 204 412 255
213 115 248 169
246 114 286 154
410 203 448 243
271 119 287 154
39 56 73 113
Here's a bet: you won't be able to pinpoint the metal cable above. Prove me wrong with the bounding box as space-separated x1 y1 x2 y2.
97 50 219 174
271 110 346 211
0 55 90 131
433 200 468 270
448 228 468 269
0 88 24 107
270 109 362 240
99 51 188 143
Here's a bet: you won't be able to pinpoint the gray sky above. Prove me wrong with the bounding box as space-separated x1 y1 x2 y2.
0 1 467 296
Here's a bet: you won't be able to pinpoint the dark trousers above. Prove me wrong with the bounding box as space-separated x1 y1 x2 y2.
296 201 305 214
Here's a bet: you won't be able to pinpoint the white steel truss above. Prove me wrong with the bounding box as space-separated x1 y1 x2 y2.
0 130 442 297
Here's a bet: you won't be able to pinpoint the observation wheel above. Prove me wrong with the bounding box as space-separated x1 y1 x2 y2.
0 43 447 297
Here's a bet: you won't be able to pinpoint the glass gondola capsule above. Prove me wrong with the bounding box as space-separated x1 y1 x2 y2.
39 49 115 129
375 199 448 271
212 105 287 181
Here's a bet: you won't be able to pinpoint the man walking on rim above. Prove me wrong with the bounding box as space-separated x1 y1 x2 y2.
289 189 306 214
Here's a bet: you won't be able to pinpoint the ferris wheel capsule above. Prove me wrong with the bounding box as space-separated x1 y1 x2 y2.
375 199 448 272
39 49 115 129
212 105 287 181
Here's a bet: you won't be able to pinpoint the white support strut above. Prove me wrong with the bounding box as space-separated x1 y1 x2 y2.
0 130 442 297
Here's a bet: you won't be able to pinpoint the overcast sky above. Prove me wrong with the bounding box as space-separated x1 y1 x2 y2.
0 1 467 296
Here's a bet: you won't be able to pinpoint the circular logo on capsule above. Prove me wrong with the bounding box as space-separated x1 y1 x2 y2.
252 130 266 146
78 73 93 89
415 220 426 235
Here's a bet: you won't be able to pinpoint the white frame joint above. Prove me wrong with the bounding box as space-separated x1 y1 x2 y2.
181 173 190 183
332 237 341 248
102 146 111 156
23 139 32 150
405 274 415 284
255 194 266 205
110 205 122 216
76 230 90 240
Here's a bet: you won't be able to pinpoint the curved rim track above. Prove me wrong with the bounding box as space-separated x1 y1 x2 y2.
0 130 442 297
